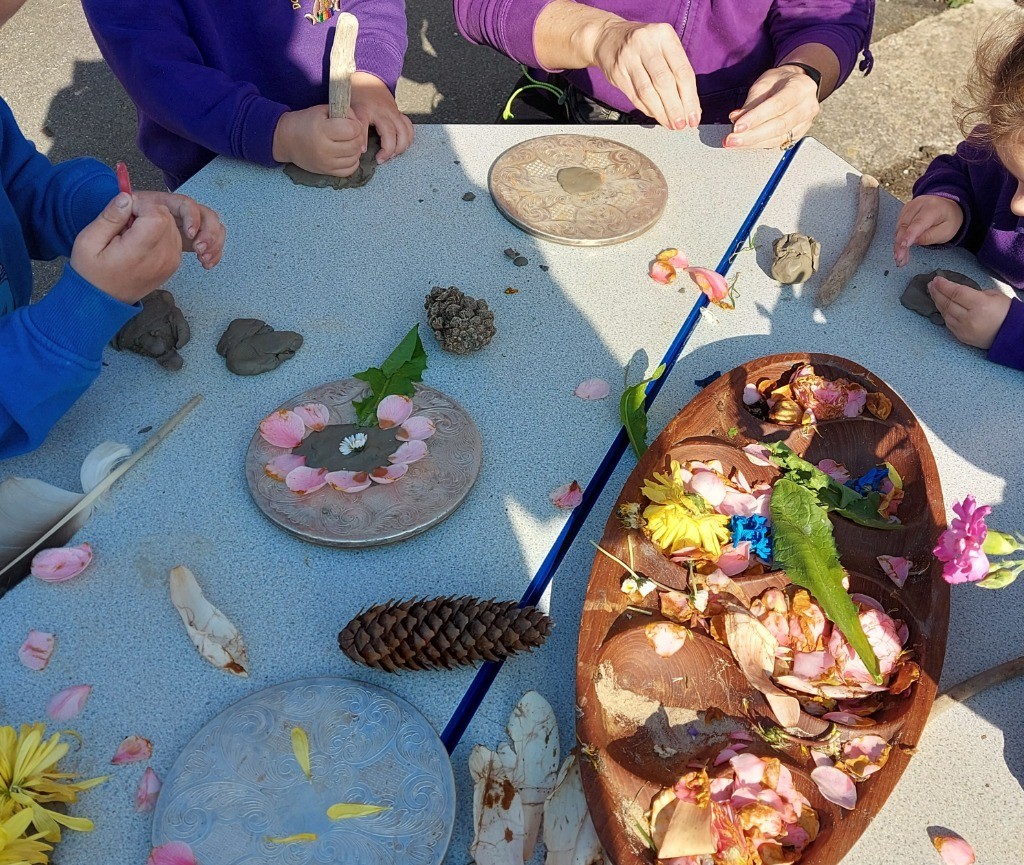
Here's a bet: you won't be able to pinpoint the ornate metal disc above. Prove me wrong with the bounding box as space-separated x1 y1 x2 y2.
245 380 482 548
152 677 456 865
488 134 668 246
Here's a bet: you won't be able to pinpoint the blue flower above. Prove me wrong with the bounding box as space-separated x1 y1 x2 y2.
729 514 772 561
847 466 889 495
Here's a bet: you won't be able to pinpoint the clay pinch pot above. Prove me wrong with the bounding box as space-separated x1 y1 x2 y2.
576 353 947 865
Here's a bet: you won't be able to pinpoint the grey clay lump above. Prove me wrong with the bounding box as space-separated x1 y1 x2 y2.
111 289 190 370
901 269 982 325
216 318 303 375
284 130 381 189
770 233 821 284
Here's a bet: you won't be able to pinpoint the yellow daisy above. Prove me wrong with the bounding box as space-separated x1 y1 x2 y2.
641 461 731 558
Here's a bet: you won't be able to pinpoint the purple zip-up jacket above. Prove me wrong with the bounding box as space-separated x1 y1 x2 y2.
913 133 1024 372
82 1 408 189
455 0 873 122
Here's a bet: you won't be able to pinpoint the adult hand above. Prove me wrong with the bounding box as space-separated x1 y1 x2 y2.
591 20 700 130
349 72 414 164
71 194 183 304
724 66 819 149
893 195 964 267
928 277 1012 350
134 190 225 269
272 105 367 177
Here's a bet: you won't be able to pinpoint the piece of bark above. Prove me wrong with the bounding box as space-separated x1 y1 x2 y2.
816 174 880 308
216 318 302 375
111 289 190 370
901 269 981 325
771 233 821 284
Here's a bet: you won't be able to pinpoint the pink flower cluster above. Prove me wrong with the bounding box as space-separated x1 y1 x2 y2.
933 496 991 584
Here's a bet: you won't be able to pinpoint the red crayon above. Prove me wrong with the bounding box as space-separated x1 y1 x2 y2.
116 161 135 228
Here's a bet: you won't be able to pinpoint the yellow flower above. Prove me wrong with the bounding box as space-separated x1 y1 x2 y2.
641 461 731 557
0 809 51 865
0 724 107 843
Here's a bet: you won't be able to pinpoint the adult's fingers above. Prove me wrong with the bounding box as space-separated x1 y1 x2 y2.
643 52 686 129
628 65 672 129
663 42 700 127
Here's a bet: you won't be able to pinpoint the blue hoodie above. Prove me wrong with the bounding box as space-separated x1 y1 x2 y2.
0 96 139 458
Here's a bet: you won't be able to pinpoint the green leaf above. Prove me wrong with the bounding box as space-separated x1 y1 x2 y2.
727 427 739 439
351 325 427 426
327 803 390 820
620 364 665 459
977 568 1018 589
770 478 882 684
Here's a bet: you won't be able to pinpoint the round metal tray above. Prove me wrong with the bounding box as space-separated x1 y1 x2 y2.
245 379 482 548
152 677 456 865
488 133 668 246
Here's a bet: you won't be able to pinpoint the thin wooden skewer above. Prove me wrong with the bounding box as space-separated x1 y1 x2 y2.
0 393 203 579
929 655 1024 721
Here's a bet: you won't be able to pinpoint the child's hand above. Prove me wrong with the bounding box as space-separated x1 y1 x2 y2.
70 193 183 305
273 105 367 177
928 276 1012 350
133 190 225 269
893 195 964 267
349 72 414 164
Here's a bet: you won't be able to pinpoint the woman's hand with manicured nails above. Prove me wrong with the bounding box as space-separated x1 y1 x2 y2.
725 65 819 149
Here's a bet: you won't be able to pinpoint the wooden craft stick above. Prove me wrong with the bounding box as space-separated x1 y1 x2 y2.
816 173 879 309
329 13 359 120
0 393 203 579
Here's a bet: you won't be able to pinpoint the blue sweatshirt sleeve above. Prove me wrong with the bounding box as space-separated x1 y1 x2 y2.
82 1 290 168
768 0 874 87
350 0 409 93
0 99 119 259
988 297 1024 372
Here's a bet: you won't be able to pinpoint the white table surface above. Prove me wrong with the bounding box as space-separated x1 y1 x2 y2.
458 138 1024 864
0 125 785 863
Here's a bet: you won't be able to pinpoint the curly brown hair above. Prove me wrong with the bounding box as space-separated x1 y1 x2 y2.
957 12 1024 146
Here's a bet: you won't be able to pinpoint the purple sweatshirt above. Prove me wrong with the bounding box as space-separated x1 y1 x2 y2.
455 0 873 122
914 133 1024 372
82 1 408 189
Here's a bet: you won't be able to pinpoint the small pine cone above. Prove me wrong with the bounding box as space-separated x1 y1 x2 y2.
424 286 496 355
338 596 552 672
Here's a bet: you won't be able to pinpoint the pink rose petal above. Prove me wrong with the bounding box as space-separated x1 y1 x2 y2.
550 481 583 509
325 470 372 493
370 463 408 484
716 542 751 577
285 466 328 495
649 259 677 285
47 684 92 721
31 543 93 583
18 630 55 671
686 267 730 303
878 555 911 589
742 443 773 467
112 735 153 765
377 394 414 429
817 459 851 484
147 842 197 865
645 622 690 657
687 470 726 507
822 711 875 727
389 440 428 465
811 765 857 809
294 403 330 431
933 835 976 865
396 415 436 441
729 753 766 787
135 767 162 812
844 735 889 764
259 410 306 448
574 378 611 400
713 748 739 766
264 453 307 481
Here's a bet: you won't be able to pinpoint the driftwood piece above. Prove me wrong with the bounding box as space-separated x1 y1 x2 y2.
329 13 358 119
816 174 880 308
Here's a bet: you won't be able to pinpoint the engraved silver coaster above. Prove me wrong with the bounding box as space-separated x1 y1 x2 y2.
152 677 456 865
245 380 482 548
488 133 669 246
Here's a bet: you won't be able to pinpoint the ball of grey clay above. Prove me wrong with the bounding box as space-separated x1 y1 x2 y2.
770 233 821 284
216 318 303 375
901 269 982 325
110 289 190 370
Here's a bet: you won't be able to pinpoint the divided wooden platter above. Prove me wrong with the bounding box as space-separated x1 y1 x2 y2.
576 353 949 865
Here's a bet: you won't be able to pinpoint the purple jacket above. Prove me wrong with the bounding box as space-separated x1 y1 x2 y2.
914 134 1024 372
82 1 408 189
455 0 874 121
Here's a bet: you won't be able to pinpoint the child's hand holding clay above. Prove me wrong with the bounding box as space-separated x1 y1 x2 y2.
928 275 1013 349
893 194 964 267
349 72 414 164
133 190 225 269
70 193 183 305
272 105 367 178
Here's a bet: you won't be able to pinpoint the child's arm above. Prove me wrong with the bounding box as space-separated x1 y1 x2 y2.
928 276 1024 371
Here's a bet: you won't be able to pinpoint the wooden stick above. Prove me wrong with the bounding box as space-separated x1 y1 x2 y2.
0 394 203 579
816 173 880 308
329 13 359 120
929 655 1024 722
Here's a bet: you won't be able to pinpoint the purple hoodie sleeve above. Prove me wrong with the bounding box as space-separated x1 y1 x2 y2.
82 1 289 168
454 0 557 68
911 138 984 248
988 298 1024 371
768 0 873 86
350 0 409 92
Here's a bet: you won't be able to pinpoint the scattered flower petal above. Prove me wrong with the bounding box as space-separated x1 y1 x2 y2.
147 842 197 865
649 259 677 285
810 765 857 809
877 555 911 588
291 727 312 780
574 378 611 400
31 543 93 583
645 622 690 657
376 394 414 429
686 267 730 303
933 835 976 865
18 630 55 670
47 684 92 721
397 415 436 441
325 470 372 493
264 453 306 481
716 542 752 577
285 466 329 495
817 459 851 484
267 834 318 843
742 443 773 467
822 711 875 727
135 768 162 812
389 440 428 465
550 481 583 509
293 403 330 431
259 410 306 448
370 464 408 484
688 470 727 507
656 248 690 268
112 735 152 765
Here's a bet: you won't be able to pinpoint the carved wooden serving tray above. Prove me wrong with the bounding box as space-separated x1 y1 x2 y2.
576 353 949 865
